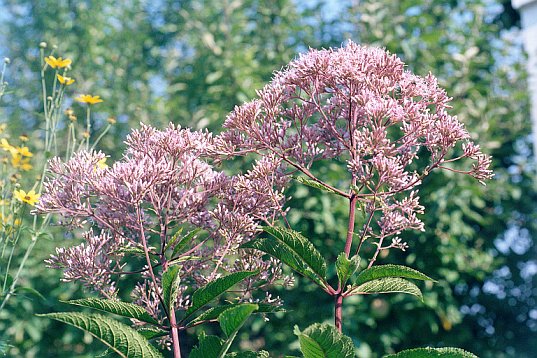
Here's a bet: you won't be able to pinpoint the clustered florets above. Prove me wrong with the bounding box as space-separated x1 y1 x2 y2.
39 41 492 321
39 123 291 318
219 40 492 256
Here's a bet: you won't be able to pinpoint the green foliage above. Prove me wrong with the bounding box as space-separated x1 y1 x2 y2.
218 304 258 355
190 333 223 358
354 265 435 286
37 312 163 358
64 298 159 325
190 304 262 358
294 176 337 195
0 0 532 357
336 254 361 287
135 327 168 340
347 278 423 301
295 323 355 358
242 226 328 289
186 303 283 328
225 351 270 358
384 347 478 358
169 228 203 258
161 265 181 310
182 271 258 319
219 304 258 337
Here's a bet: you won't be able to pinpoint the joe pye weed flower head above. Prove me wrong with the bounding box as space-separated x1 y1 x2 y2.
220 40 492 259
38 123 292 317
38 41 492 356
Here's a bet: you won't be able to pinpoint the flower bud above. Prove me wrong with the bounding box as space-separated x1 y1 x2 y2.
3 57 10 64
39 42 47 49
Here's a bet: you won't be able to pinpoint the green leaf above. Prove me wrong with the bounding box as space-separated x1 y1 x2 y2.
218 304 258 356
336 254 360 287
241 226 327 288
225 351 270 357
186 303 283 328
219 303 258 337
15 286 45 300
190 333 223 358
136 327 169 340
263 227 327 278
295 176 336 194
65 298 159 325
37 312 163 358
164 227 183 252
183 271 257 319
113 246 148 256
296 323 354 358
347 277 423 300
172 228 202 258
355 265 435 286
384 347 478 358
162 266 181 310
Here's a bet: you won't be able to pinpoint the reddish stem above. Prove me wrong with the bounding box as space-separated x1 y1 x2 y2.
335 194 358 332
169 306 182 358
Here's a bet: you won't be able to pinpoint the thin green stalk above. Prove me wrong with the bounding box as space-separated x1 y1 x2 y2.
90 124 111 151
85 106 91 149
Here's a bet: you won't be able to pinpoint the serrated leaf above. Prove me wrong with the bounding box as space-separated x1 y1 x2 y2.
186 303 283 328
297 323 354 358
336 254 360 287
347 277 423 300
355 265 435 286
37 312 163 358
162 266 181 310
242 226 328 289
190 333 223 358
219 304 258 337
384 347 478 358
218 304 258 356
263 226 327 279
65 298 159 325
182 271 257 320
295 176 336 194
136 327 169 340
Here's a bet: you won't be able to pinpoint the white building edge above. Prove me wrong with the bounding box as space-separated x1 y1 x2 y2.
513 0 537 157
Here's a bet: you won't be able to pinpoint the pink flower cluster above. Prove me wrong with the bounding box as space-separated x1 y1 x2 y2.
220 41 492 256
39 41 493 324
38 124 291 317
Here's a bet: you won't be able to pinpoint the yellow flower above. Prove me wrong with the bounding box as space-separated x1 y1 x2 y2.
13 189 40 206
11 155 32 171
15 146 33 157
97 157 108 169
0 139 16 155
44 56 72 69
57 74 75 85
19 134 29 142
75 94 103 105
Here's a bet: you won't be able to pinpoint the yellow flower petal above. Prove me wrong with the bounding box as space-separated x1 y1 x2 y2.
75 94 104 105
44 55 58 69
13 189 40 206
16 146 33 157
57 74 75 85
45 56 72 69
